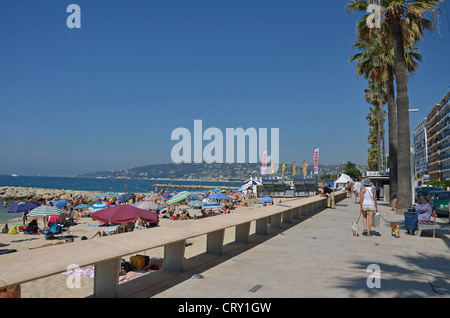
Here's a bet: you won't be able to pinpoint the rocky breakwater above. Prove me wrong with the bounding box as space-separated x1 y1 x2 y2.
0 187 100 204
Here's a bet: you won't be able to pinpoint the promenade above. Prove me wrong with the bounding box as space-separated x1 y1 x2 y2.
116 196 450 298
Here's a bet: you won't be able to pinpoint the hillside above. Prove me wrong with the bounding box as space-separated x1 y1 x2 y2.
80 162 368 182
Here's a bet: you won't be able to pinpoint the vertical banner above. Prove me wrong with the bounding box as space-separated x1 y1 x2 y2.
336 164 339 180
302 160 307 177
293 161 297 176
281 163 285 175
261 150 267 175
271 161 275 174
313 147 319 175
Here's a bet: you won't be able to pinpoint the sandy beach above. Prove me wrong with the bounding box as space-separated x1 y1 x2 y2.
0 201 267 298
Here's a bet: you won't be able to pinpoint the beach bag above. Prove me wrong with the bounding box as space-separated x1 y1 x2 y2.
1 223 8 234
373 212 380 228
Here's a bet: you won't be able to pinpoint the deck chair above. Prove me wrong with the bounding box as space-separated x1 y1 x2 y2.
62 220 73 238
43 222 62 240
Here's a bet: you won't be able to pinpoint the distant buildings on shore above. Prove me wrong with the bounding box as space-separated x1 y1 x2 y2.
413 87 450 182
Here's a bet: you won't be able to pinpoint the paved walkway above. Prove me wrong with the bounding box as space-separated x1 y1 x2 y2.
116 197 450 298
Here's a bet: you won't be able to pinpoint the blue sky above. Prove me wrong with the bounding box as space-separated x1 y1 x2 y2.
0 0 449 176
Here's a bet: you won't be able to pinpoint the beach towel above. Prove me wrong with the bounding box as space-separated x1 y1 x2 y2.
62 265 95 278
0 249 17 255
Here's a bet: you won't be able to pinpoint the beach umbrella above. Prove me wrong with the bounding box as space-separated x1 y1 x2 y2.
91 205 159 225
208 193 232 201
260 196 273 203
212 188 222 192
118 193 134 203
187 200 204 207
74 204 90 210
190 191 206 196
8 201 40 214
164 194 173 198
89 203 108 212
188 195 199 199
133 201 161 211
203 202 222 209
27 205 64 218
51 200 68 208
166 191 191 205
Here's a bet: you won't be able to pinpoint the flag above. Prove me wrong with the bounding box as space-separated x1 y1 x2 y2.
302 160 307 176
293 161 297 175
271 161 274 174
313 148 319 175
281 163 285 175
261 150 267 175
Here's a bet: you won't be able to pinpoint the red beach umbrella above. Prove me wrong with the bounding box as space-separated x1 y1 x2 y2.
91 204 159 225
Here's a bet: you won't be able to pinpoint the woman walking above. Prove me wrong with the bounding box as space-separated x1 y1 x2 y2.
360 178 378 236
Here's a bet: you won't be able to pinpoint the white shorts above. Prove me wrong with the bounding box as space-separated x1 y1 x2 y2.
362 204 375 212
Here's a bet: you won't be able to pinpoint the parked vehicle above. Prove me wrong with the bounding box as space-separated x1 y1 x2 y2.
427 190 450 216
415 186 443 203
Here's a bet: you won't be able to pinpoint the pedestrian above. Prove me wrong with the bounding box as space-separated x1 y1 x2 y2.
360 178 378 236
346 181 352 198
376 182 381 201
353 179 362 204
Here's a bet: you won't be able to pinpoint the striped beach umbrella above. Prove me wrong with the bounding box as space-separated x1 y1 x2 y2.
187 200 204 207
89 203 108 212
203 202 222 209
74 204 91 210
165 191 191 205
27 205 64 218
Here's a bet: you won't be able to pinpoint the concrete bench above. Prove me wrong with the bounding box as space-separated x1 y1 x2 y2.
0 191 346 297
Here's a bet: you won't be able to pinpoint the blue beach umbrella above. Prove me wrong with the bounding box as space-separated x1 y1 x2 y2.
118 193 135 203
51 200 68 208
8 201 40 213
260 197 273 203
208 193 232 201
212 188 222 192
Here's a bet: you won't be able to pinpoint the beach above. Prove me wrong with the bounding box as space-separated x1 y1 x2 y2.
0 201 262 298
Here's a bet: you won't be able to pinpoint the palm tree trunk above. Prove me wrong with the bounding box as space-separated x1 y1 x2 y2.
386 66 398 205
388 12 412 211
377 106 382 171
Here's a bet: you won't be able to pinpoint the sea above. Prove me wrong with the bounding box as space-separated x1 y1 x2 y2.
0 175 243 223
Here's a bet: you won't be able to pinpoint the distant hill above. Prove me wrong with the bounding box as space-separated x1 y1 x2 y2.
80 162 368 182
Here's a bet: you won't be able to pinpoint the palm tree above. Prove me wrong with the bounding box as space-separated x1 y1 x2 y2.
347 0 440 210
364 83 387 171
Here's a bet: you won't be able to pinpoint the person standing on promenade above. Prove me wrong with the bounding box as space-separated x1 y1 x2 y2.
346 181 352 198
360 178 377 236
353 179 362 204
376 182 381 201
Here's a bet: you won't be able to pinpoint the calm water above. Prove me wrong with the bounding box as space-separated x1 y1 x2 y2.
0 175 243 223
